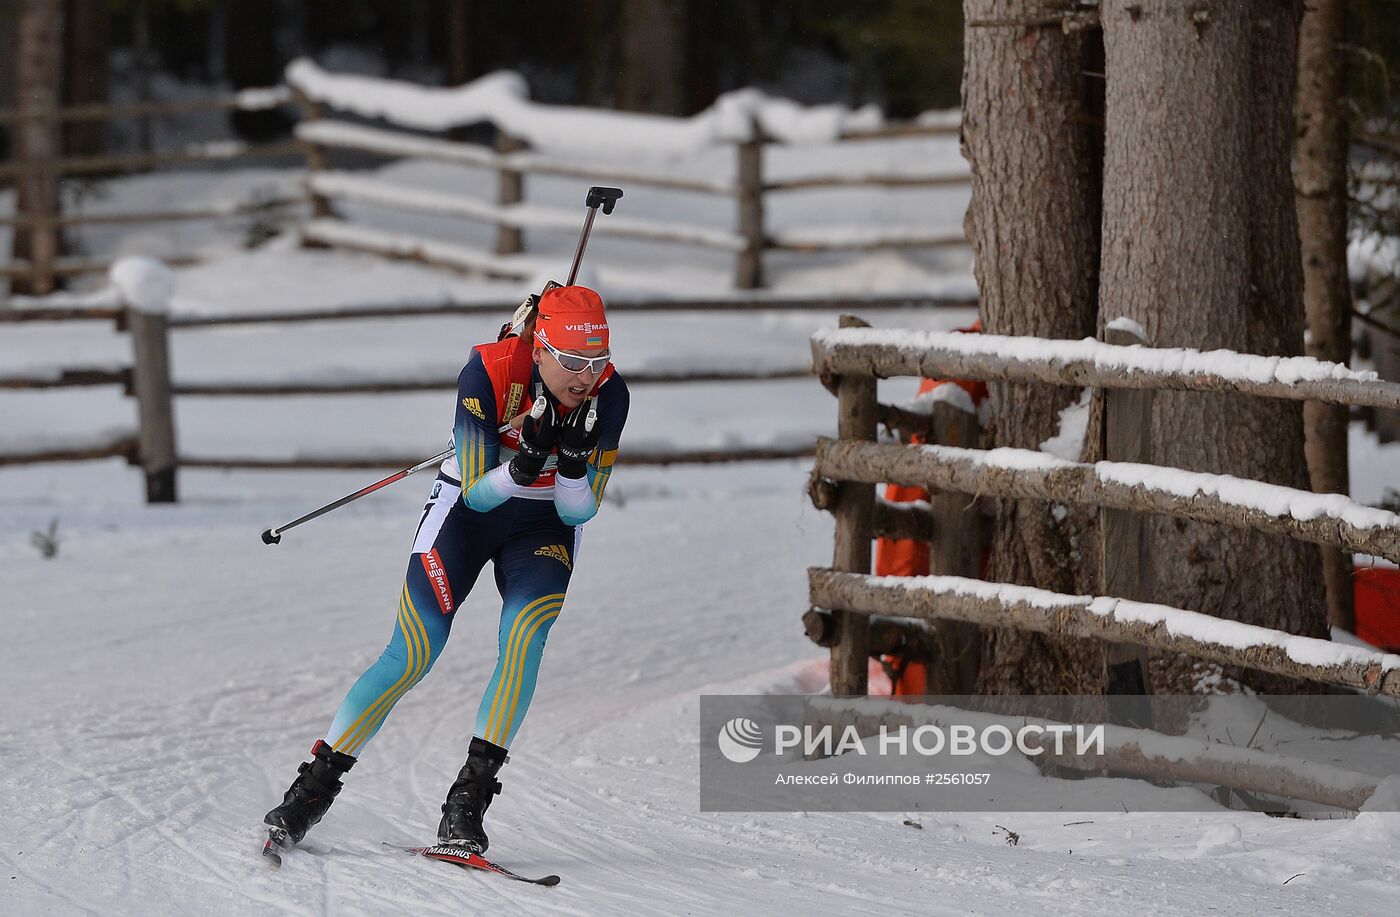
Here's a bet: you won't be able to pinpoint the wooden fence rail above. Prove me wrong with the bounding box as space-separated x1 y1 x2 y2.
0 89 292 125
806 319 1400 738
0 367 129 389
168 367 810 397
813 438 1400 564
0 197 301 229
812 328 1400 411
1 86 297 294
287 76 970 290
0 433 137 468
805 697 1384 811
295 120 738 195
4 264 908 493
4 74 972 292
809 567 1400 697
0 294 973 326
0 139 304 180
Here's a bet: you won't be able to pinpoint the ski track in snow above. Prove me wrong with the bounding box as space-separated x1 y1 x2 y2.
4 460 1399 915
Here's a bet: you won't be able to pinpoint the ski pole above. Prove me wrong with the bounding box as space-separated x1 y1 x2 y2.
261 447 453 545
264 186 622 546
566 186 623 285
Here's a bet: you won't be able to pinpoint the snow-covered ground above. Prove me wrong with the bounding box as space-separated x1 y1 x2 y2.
3 458 1400 916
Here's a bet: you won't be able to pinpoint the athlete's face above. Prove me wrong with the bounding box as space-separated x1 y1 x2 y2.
534 345 608 409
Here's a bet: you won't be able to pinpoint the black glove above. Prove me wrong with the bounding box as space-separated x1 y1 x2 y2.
509 394 561 485
555 399 601 479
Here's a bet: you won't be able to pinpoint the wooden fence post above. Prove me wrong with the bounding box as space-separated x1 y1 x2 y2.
829 314 876 695
294 90 333 222
1101 320 1154 725
113 258 178 503
925 401 982 694
735 118 764 289
496 130 525 255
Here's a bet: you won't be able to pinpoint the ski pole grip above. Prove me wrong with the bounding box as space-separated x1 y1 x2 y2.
262 528 282 545
585 186 623 214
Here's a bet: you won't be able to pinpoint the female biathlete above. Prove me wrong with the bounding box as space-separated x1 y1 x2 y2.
263 285 628 855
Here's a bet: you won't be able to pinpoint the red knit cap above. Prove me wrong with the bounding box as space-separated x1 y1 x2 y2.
534 285 609 351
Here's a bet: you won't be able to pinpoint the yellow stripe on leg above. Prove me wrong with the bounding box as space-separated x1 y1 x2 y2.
348 589 431 755
484 593 565 743
498 608 562 743
485 595 564 743
335 587 416 752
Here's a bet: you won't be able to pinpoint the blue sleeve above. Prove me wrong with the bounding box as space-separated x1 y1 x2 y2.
554 375 629 526
454 353 512 512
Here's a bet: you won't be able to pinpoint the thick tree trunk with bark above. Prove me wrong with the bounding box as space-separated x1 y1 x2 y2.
1296 0 1354 631
961 0 1104 693
1099 0 1327 648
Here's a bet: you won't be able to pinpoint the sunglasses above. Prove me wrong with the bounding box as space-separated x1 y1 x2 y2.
538 335 611 375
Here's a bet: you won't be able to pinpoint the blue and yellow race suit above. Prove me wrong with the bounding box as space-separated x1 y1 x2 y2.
325 335 628 754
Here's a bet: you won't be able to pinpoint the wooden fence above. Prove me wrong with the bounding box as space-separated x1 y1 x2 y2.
293 109 967 290
0 88 303 294
0 270 973 493
805 317 1400 698
3 72 970 295
800 316 1400 808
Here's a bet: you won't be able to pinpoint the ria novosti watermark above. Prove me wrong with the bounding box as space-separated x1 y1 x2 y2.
699 694 1400 813
743 718 1106 761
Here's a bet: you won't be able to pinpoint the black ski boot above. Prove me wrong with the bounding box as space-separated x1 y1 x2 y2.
264 740 356 847
437 736 509 852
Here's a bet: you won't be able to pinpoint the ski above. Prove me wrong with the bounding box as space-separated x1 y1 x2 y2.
383 842 561 886
261 827 292 867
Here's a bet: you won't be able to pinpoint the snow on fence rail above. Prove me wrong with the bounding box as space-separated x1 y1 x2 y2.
4 66 969 294
809 568 1400 697
295 120 738 195
813 438 1400 563
287 63 970 289
810 327 1400 411
808 316 1400 713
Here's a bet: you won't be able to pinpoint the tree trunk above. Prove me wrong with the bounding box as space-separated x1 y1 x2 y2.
0 5 20 159
446 0 489 86
13 0 66 295
616 0 688 115
225 0 288 141
1296 0 1354 632
1100 1 1327 657
962 0 1105 693
62 0 109 157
